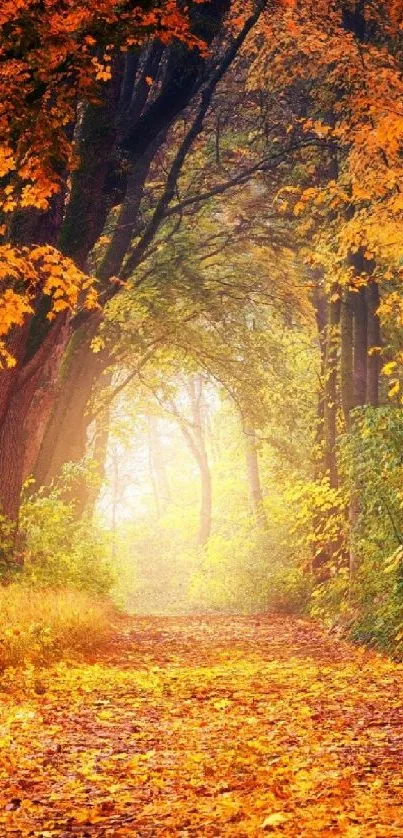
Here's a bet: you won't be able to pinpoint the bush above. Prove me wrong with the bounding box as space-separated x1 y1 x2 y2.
306 407 403 654
19 493 115 594
0 586 115 671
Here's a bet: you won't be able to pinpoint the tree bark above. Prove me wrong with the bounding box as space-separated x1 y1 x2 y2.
366 280 380 407
340 289 354 427
353 287 368 408
33 314 109 490
58 66 123 267
0 317 70 520
324 291 341 488
312 280 327 472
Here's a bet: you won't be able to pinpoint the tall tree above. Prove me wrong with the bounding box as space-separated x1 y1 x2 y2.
1 0 270 529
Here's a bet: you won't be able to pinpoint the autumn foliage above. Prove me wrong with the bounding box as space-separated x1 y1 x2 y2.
2 2 403 833
1 617 403 836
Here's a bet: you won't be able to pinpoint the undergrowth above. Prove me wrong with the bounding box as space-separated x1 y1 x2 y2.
0 587 116 671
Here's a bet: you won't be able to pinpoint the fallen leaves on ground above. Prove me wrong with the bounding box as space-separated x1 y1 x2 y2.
0 616 402 836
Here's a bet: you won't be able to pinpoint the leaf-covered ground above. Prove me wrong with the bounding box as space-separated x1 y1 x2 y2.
1 616 403 837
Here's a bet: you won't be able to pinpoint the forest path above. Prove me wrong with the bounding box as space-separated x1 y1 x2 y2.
1 616 403 837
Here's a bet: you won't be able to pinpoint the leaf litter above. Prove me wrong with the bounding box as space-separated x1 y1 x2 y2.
0 615 402 836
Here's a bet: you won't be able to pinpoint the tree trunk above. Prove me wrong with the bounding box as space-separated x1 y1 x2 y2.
188 378 212 547
244 425 266 527
0 69 123 526
340 289 354 427
324 291 341 488
353 287 368 407
312 281 327 472
78 378 111 519
33 314 109 490
58 68 123 267
173 377 212 546
366 280 380 407
0 317 70 521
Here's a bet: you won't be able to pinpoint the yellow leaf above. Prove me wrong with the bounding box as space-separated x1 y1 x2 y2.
388 379 400 398
261 812 288 830
382 361 398 376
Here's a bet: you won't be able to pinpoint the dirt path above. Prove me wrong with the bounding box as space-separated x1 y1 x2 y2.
0 616 403 837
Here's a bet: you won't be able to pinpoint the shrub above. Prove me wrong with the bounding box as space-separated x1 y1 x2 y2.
19 493 115 594
307 407 403 654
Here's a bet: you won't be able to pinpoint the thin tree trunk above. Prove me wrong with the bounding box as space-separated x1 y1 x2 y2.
312 281 327 472
324 291 341 488
172 377 212 546
366 280 380 407
348 489 360 598
353 287 368 407
110 447 119 563
188 377 212 547
148 440 161 518
340 289 354 427
244 425 266 528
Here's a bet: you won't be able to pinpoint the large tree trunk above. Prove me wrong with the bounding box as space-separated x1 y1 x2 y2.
58 67 123 267
33 315 109 491
0 317 70 521
0 71 123 526
0 4 258 532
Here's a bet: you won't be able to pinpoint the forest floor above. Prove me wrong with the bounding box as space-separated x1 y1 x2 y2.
0 616 402 837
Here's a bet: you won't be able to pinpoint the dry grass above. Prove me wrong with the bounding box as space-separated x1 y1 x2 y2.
0 586 115 670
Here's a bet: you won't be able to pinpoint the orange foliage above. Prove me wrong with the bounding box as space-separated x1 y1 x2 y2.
0 1 199 363
0 1 197 214
0 616 403 835
0 245 97 367
248 1 403 289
